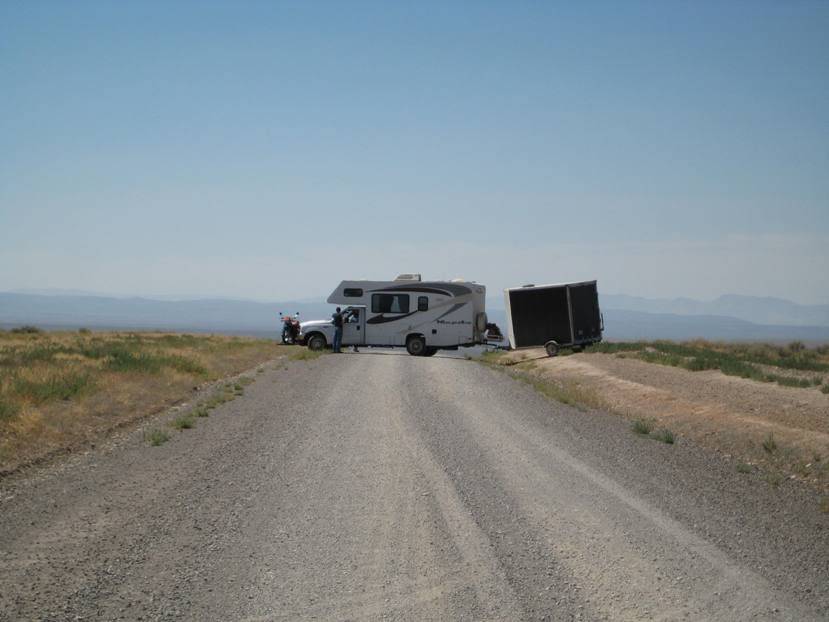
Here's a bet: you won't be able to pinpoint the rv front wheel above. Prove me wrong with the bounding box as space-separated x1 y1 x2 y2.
406 336 426 356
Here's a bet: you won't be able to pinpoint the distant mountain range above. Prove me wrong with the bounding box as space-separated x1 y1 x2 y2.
598 293 829 327
2 291 828 343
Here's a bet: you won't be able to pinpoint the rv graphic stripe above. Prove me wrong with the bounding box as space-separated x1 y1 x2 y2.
435 302 467 321
367 283 472 297
366 311 418 325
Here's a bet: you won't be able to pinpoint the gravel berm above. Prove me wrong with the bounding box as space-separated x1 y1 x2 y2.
1 351 827 621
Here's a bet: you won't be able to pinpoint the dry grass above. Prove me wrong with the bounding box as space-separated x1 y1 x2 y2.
587 340 829 389
0 330 282 473
492 343 829 493
478 350 605 412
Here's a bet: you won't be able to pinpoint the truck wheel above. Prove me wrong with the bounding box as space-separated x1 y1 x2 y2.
406 336 426 356
308 334 326 351
544 340 559 357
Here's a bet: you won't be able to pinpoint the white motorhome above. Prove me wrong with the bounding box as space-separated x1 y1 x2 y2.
298 274 487 356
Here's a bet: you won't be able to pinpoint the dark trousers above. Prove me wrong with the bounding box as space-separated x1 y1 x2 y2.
333 327 343 352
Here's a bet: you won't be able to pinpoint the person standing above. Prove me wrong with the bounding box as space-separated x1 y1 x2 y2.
332 307 343 353
348 309 360 352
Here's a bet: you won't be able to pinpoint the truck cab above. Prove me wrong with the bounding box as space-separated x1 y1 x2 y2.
298 306 366 351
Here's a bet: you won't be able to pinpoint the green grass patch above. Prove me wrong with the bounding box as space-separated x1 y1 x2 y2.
0 398 21 420
144 428 170 446
194 406 210 417
511 372 600 410
762 433 778 454
204 391 234 410
289 348 325 361
0 344 73 368
769 375 814 389
170 414 195 430
631 418 654 436
477 350 509 365
821 384 829 394
652 428 675 444
588 342 649 354
163 354 207 376
155 333 203 348
584 340 829 389
736 462 753 473
104 349 164 373
13 372 93 404
99 347 207 376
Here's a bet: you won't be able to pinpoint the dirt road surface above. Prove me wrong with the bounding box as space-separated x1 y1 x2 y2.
1 352 827 621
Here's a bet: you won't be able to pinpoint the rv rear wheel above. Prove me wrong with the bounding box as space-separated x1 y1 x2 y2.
406 336 426 356
307 334 326 351
544 340 560 357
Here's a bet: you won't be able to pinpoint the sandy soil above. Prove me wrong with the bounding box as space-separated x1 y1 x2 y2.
500 350 829 490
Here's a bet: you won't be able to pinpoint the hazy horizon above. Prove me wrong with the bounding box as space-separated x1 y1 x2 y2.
5 286 829 312
3 3 828 304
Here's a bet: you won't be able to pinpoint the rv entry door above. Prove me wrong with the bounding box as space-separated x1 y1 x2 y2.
342 306 366 346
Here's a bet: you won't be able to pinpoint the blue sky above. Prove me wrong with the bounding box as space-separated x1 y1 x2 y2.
2 1 828 303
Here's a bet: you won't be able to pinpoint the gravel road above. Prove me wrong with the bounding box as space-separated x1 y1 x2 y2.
1 351 827 621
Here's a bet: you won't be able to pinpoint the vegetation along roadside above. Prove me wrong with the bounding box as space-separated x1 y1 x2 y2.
0 329 283 474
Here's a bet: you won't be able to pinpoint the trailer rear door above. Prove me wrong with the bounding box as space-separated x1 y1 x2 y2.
569 282 601 342
508 286 572 348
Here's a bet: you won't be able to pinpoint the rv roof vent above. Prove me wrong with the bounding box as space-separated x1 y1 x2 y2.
522 283 536 288
394 273 421 282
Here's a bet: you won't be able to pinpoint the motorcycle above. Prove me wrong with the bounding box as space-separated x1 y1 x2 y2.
280 312 301 344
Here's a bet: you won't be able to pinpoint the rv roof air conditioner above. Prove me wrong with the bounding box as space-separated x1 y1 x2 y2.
394 273 421 282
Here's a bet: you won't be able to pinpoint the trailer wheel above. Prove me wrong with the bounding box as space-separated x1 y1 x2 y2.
307 334 326 351
406 336 426 356
544 340 560 357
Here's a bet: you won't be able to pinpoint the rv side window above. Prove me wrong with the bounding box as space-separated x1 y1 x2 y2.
371 293 410 314
417 296 428 312
343 288 363 297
